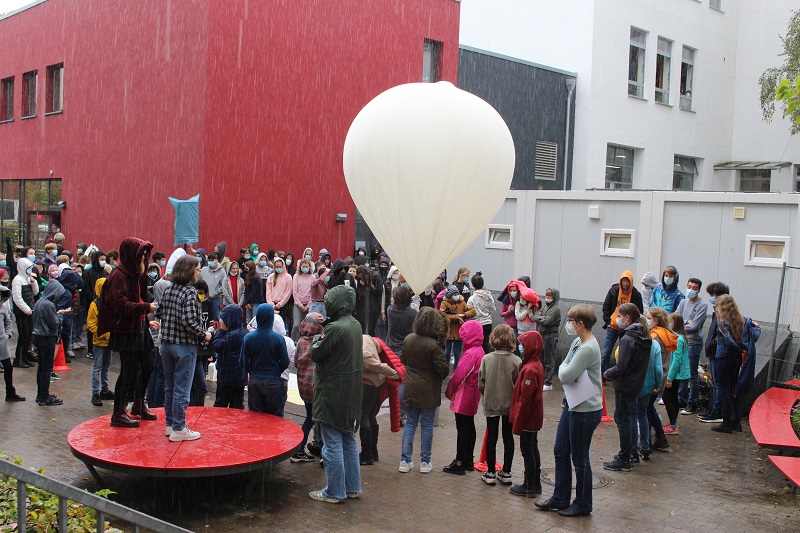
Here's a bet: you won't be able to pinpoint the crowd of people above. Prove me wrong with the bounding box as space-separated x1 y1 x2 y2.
0 235 762 516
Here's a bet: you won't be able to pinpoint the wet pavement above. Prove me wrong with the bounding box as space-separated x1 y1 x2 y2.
1 347 798 532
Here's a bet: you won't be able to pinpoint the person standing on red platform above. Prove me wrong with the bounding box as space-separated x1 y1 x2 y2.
98 237 158 428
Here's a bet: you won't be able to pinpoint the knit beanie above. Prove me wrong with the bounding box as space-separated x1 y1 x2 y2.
445 285 459 299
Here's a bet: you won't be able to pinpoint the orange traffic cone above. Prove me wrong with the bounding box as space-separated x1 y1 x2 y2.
53 342 71 372
473 428 502 472
600 381 613 422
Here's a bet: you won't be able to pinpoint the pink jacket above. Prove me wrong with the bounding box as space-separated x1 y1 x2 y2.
292 272 314 308
265 272 293 308
445 320 486 416
500 280 522 328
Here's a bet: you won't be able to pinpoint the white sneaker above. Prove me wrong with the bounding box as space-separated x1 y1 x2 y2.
657 398 664 405
542 384 553 391
420 462 432 474
165 426 172 437
169 427 200 442
399 460 414 473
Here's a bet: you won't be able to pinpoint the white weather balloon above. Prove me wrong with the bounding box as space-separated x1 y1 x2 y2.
343 81 515 295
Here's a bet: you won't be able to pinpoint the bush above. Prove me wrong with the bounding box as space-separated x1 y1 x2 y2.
0 453 122 533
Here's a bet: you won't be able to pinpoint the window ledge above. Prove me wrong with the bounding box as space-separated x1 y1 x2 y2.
44 110 62 116
710 7 724 14
655 101 673 107
20 114 36 120
0 118 12 124
628 94 648 102
680 107 696 113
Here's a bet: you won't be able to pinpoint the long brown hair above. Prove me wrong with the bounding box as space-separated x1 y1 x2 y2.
669 312 687 341
649 307 671 330
243 260 257 287
451 266 470 284
716 294 743 343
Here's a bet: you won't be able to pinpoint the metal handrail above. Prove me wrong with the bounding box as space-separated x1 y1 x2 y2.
0 457 192 533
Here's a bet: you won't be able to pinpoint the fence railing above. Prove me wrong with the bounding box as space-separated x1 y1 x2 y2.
0 457 192 533
768 262 800 388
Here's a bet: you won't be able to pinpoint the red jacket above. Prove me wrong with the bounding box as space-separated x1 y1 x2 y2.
510 330 544 434
373 337 406 432
97 237 153 336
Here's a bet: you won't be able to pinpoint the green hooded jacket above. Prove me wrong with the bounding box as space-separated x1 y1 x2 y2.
400 307 449 408
310 285 364 433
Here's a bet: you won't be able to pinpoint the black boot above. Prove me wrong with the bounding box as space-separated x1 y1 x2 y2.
110 403 140 428
359 427 374 465
130 395 157 421
443 459 466 475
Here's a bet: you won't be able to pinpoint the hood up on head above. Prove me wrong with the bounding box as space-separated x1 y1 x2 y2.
459 319 484 348
42 279 65 302
16 257 34 276
166 248 187 275
519 330 543 365
661 266 680 292
215 241 227 259
620 270 634 293
331 258 348 276
302 247 313 259
57 263 72 277
273 313 287 336
256 252 268 263
299 312 325 338
255 303 275 331
94 277 106 298
641 271 660 288
324 285 356 320
117 237 153 278
413 307 448 343
319 248 329 259
220 304 243 331
546 287 560 305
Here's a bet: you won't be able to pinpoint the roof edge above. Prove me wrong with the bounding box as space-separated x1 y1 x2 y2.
458 44 578 78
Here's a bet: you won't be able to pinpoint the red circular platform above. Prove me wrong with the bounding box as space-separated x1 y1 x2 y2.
68 407 303 479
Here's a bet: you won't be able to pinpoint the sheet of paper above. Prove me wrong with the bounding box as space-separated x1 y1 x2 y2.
562 370 598 409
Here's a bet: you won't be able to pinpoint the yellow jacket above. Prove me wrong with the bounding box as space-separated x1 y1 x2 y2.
87 278 110 347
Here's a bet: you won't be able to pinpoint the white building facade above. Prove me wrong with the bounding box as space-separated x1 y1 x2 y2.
459 0 800 192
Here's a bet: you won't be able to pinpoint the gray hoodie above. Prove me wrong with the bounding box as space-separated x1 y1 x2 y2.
640 272 660 316
32 280 65 337
534 287 562 335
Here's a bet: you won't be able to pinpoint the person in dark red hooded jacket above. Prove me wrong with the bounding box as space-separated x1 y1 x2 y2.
509 330 544 497
98 237 157 428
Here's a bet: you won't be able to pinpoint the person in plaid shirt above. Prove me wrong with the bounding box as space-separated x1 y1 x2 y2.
157 255 211 442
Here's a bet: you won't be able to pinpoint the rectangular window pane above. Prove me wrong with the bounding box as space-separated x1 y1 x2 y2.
22 70 37 117
422 39 442 83
753 243 784 259
739 169 771 192
605 144 634 189
46 63 63 113
680 46 695 110
655 38 671 104
673 155 697 191
0 77 13 121
608 235 632 250
628 27 647 98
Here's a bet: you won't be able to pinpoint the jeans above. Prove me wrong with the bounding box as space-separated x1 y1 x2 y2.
454 413 476 465
146 349 165 408
309 301 327 319
292 305 307 341
60 313 72 350
161 342 197 431
613 390 636 463
248 378 288 417
551 406 602 513
189 357 208 406
542 332 558 385
319 424 361 499
33 335 57 402
72 308 87 345
485 415 514 473
445 340 463 369
208 297 221 322
601 327 624 373
91 345 112 395
709 357 721 412
679 343 702 406
647 394 665 439
717 355 740 426
401 406 436 463
633 394 651 453
297 402 314 452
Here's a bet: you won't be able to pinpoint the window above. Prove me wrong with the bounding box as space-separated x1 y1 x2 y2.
45 63 63 114
534 140 558 181
21 70 37 118
655 37 672 104
710 0 723 11
794 164 800 192
605 144 634 189
422 39 442 83
0 76 13 122
745 235 789 267
680 46 695 111
486 224 513 250
738 169 771 192
601 229 636 258
673 155 698 190
628 27 647 98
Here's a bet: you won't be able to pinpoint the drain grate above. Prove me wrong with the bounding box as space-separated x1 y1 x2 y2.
539 468 611 489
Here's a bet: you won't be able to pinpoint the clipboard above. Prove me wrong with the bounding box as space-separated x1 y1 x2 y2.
562 369 598 408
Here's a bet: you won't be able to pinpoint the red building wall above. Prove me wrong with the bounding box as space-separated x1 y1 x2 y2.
0 0 459 258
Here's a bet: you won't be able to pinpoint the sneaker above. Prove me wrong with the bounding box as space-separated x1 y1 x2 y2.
169 427 201 442
346 492 361 499
398 460 414 473
602 457 631 472
51 372 61 380
663 425 679 435
482 471 497 485
699 411 723 423
542 384 553 392
36 396 63 406
66 350 76 359
657 398 664 405
497 471 513 485
680 405 697 415
652 438 670 451
86 352 94 359
678 399 687 409
630 453 641 464
308 490 342 504
165 426 173 437
306 442 322 457
420 462 433 474
290 452 316 463
5 394 26 402
91 394 103 406
72 342 85 350
100 390 115 400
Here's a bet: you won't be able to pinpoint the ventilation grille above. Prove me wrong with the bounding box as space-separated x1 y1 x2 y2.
535 140 558 181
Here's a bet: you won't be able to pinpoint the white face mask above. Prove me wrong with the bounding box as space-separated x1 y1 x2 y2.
509 291 518 299
545 298 553 304
616 316 626 328
565 321 577 336
453 295 462 302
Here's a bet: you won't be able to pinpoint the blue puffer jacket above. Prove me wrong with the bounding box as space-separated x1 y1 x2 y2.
649 267 685 314
212 305 247 387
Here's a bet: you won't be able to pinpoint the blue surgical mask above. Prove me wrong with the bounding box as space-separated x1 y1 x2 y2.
687 289 697 300
159 260 166 267
518 344 524 355
647 318 653 328
324 275 331 283
259 261 267 268
148 272 158 280
664 276 674 286
301 267 310 274
208 261 217 269
0 260 5 268
27 254 36 262
709 296 717 306
244 254 250 260
305 254 312 260
275 268 284 274
99 260 107 268
391 275 399 281
285 259 292 266
616 316 625 328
